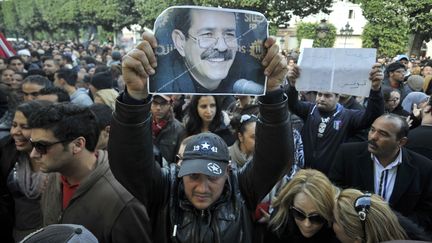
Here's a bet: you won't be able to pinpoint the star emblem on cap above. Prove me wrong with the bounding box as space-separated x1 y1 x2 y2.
201 142 210 150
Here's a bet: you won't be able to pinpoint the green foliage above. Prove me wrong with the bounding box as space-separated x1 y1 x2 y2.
361 22 409 57
1 0 21 36
296 22 336 48
134 0 333 33
358 0 432 56
0 0 333 42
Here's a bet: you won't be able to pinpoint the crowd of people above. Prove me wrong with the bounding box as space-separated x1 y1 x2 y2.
1 11 432 243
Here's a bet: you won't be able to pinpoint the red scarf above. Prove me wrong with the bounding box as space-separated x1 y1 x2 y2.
152 118 168 139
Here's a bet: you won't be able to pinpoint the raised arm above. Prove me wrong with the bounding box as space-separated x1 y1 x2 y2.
349 63 385 129
108 33 168 208
285 65 314 120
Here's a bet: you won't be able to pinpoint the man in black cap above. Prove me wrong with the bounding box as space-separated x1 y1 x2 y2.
108 32 293 243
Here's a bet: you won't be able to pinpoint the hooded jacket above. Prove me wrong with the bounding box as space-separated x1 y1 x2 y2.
108 90 293 243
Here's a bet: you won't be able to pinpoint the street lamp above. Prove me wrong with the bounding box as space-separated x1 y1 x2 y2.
340 22 354 47
316 19 330 39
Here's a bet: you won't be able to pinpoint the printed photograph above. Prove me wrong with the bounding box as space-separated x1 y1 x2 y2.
149 6 268 95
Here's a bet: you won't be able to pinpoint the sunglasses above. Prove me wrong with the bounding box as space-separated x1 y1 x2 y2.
175 154 183 164
30 139 68 155
290 206 326 225
354 193 371 240
240 114 258 124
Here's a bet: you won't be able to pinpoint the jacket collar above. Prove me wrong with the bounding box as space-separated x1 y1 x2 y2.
389 147 416 205
361 146 415 204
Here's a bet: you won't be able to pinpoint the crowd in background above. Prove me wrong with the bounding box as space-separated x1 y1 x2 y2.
0 37 432 243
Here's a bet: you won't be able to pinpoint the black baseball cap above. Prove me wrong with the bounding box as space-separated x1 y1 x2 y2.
20 224 98 243
178 133 229 178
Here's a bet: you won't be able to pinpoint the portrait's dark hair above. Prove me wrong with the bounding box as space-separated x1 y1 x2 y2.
89 103 112 131
38 86 71 102
185 95 222 136
55 68 77 86
172 8 237 39
173 8 193 37
22 75 53 87
380 113 409 139
7 55 23 65
28 103 100 152
16 100 53 120
230 113 258 136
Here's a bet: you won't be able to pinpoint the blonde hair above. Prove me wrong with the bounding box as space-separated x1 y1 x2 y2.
94 88 118 110
269 169 336 232
334 189 407 243
423 75 432 94
411 66 421 75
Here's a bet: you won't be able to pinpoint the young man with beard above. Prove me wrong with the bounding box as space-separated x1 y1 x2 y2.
42 58 60 82
382 62 409 99
28 103 152 242
286 64 385 175
329 113 432 233
151 94 185 164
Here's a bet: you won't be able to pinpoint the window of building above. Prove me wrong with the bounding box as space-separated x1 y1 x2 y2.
348 9 355 19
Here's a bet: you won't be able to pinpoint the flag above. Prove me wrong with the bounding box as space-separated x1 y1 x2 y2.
0 32 16 58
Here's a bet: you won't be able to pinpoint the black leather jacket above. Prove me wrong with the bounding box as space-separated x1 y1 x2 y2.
109 90 293 243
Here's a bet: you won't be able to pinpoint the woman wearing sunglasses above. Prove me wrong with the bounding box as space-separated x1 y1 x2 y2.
266 169 339 243
333 189 409 243
0 100 51 241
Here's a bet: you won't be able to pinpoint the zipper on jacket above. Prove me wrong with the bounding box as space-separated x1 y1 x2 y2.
172 224 177 237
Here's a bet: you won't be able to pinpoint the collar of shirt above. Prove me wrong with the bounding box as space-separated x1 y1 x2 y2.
372 148 402 202
371 148 403 170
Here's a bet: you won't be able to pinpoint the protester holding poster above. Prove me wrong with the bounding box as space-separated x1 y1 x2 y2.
286 64 384 175
109 11 293 242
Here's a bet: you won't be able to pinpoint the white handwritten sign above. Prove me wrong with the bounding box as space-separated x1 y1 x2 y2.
296 48 377 97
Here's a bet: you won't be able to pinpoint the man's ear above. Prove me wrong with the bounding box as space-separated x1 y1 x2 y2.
237 132 243 143
172 29 187 57
72 136 86 154
104 125 110 134
399 137 408 147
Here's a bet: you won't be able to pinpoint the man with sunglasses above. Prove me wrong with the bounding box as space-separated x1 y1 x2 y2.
108 32 293 243
150 8 265 94
27 103 152 242
329 113 432 233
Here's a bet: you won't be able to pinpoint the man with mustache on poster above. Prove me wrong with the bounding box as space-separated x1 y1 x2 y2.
150 8 266 94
